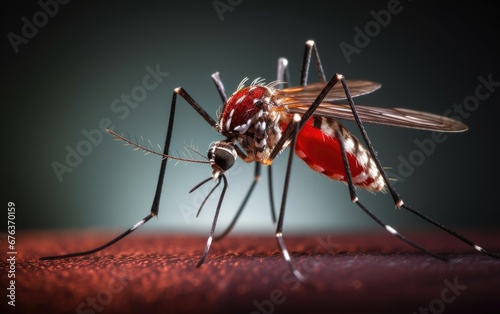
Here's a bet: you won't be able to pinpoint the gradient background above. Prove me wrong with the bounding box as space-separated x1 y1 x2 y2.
3 1 499 236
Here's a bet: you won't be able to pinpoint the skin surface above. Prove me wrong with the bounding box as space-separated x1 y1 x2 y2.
2 230 499 314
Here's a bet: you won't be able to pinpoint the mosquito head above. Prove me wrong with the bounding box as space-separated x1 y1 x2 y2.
208 141 237 180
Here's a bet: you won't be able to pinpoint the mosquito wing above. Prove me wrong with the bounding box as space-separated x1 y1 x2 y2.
276 81 467 132
275 80 382 103
289 103 467 132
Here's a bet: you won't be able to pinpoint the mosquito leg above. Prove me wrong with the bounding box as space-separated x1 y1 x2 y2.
267 165 277 224
339 77 500 258
334 125 448 261
271 69 448 261
41 87 219 260
277 57 291 89
300 40 326 86
212 72 228 102
400 204 500 258
269 74 344 162
214 163 263 241
40 91 180 259
275 114 307 282
173 87 218 128
269 75 343 164
153 86 218 217
39 214 154 260
196 175 228 267
277 39 326 88
268 57 294 222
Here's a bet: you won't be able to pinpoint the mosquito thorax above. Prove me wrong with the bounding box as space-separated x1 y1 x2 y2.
217 79 284 164
208 141 237 180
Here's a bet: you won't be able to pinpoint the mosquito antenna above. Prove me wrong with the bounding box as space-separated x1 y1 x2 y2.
40 214 154 260
108 129 210 165
184 144 208 160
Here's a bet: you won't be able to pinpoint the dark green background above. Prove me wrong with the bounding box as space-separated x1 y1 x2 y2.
3 1 499 237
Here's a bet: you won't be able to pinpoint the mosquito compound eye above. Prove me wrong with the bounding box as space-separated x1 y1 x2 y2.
208 142 237 172
215 149 235 171
213 146 236 171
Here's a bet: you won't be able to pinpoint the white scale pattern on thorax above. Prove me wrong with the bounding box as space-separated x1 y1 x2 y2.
218 79 284 163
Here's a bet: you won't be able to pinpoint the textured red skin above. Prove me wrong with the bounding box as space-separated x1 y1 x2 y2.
3 230 500 314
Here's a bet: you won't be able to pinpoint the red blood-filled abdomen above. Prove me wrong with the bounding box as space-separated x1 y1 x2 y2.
281 118 384 192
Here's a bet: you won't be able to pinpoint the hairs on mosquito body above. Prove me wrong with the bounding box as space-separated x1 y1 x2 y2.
178 142 210 165
237 77 284 92
215 77 285 120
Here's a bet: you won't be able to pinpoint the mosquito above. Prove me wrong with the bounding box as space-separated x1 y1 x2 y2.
41 40 499 281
